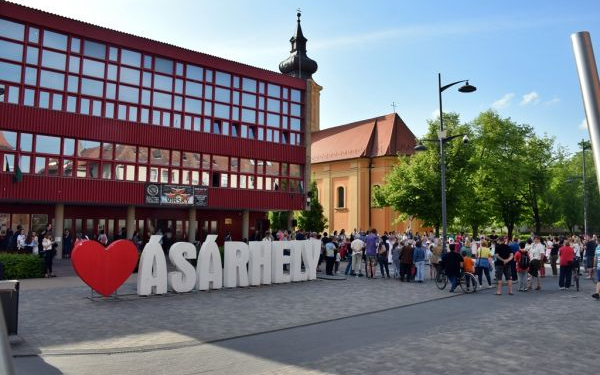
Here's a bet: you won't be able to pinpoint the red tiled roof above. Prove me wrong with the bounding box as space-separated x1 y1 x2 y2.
311 113 416 163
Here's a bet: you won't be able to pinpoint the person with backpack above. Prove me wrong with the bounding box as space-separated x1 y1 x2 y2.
515 241 530 292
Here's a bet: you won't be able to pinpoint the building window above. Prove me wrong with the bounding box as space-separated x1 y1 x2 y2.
337 186 345 208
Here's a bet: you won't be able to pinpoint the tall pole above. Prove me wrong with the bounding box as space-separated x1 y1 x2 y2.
439 73 448 252
572 32 600 195
583 140 588 237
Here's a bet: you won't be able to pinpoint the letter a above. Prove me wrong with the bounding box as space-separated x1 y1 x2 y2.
137 235 168 296
196 235 223 291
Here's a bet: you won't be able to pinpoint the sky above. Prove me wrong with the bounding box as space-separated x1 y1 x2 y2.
11 0 600 154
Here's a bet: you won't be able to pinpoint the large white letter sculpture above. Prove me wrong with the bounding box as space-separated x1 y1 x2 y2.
223 241 249 288
271 241 292 284
248 241 272 286
196 235 223 291
136 238 320 296
302 239 321 281
168 242 197 293
137 235 168 296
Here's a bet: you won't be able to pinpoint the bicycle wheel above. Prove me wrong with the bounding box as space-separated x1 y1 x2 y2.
435 270 447 290
459 273 478 294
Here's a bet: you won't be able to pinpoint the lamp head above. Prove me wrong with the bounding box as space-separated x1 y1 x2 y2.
458 81 477 93
414 143 428 152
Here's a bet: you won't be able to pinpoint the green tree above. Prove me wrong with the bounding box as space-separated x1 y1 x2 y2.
296 181 328 233
268 211 290 232
471 110 531 238
373 113 473 234
521 135 555 234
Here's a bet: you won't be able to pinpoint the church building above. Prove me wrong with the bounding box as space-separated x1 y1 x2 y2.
311 112 431 234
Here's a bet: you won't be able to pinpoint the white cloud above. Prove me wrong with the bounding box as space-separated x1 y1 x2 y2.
429 109 440 120
545 97 561 106
519 91 540 106
492 93 514 109
579 118 588 131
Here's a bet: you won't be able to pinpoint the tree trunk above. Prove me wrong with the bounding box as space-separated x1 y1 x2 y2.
507 223 514 240
472 225 479 238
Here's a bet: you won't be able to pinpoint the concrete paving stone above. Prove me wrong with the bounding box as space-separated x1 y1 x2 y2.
11 260 464 355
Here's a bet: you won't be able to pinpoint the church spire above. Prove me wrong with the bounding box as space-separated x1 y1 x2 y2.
279 11 318 79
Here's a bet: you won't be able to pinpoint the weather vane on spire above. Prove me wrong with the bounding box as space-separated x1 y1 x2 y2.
297 8 301 19
391 102 397 113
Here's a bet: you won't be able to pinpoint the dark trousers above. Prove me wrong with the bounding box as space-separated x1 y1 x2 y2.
400 263 412 281
378 257 390 277
559 265 572 288
325 256 335 275
550 255 558 276
510 260 518 281
44 254 53 274
476 266 492 286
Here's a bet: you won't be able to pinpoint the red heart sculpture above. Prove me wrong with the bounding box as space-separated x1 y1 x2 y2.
71 239 139 297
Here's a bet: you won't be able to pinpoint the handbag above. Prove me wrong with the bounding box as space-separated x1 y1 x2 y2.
475 249 489 268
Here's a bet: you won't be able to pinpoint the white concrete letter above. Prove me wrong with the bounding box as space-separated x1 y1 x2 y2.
223 241 250 288
168 242 197 293
271 241 292 284
248 241 272 286
196 235 223 291
302 239 321 281
137 235 168 296
290 240 308 282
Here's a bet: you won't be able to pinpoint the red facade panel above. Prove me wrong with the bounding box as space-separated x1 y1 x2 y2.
0 2 305 89
0 174 303 210
0 104 306 163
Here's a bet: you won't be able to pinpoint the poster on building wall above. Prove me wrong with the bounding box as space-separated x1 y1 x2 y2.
145 184 208 206
161 185 194 205
145 183 161 205
193 187 208 207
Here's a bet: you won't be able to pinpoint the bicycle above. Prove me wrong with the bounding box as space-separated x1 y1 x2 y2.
435 267 478 293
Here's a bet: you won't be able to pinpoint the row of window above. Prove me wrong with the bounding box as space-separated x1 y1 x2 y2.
0 18 301 99
0 130 303 177
0 83 304 145
0 17 305 136
2 153 302 192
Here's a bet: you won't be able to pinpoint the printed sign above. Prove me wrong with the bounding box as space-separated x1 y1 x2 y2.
161 185 194 205
145 183 160 204
193 187 208 207
145 184 209 206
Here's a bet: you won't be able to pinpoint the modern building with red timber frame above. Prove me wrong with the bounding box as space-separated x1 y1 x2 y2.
0 2 321 255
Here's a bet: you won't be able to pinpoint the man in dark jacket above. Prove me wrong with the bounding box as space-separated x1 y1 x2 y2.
399 241 414 282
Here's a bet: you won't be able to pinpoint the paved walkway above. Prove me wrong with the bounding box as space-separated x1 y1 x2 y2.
10 260 585 357
10 260 463 356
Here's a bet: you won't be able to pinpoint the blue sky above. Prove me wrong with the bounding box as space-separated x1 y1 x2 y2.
13 0 600 153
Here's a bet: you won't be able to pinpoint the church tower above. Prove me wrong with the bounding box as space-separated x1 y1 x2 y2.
279 12 322 133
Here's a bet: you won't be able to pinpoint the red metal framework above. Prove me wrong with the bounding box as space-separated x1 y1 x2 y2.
0 3 308 212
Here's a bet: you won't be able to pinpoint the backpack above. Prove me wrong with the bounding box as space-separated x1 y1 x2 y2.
518 251 530 269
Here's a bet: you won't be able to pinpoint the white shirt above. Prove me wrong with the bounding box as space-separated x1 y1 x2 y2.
530 242 545 260
350 239 365 254
17 234 26 249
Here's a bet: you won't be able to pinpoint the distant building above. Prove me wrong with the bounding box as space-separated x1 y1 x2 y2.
311 113 431 234
0 3 319 252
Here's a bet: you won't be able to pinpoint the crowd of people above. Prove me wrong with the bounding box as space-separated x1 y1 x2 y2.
259 228 600 300
2 224 600 300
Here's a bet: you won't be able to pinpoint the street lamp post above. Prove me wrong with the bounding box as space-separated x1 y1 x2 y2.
582 140 589 238
416 73 476 251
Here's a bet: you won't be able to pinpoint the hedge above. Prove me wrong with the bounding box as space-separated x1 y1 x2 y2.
0 253 45 279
